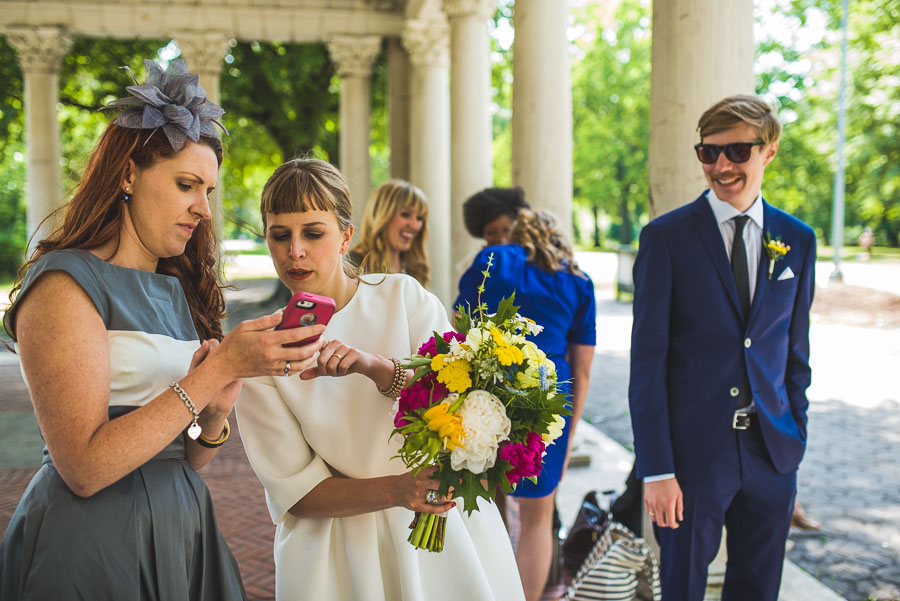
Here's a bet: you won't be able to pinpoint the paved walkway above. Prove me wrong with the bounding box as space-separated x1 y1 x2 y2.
1 252 898 600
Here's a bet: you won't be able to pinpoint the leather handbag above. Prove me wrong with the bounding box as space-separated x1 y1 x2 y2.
561 491 610 574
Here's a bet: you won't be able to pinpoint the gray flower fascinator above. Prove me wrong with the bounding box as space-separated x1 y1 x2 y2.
101 58 227 151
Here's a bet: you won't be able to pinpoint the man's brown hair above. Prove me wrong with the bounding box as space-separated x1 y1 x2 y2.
697 94 782 145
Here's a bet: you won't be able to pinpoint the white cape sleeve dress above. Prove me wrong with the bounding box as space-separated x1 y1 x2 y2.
236 274 525 601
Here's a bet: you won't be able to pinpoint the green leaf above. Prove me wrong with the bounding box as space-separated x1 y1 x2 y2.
433 332 451 355
494 292 520 324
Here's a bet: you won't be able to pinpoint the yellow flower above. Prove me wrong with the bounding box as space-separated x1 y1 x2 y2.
489 327 525 366
495 344 525 366
433 355 473 393
542 414 566 445
765 239 790 257
424 402 465 450
522 341 546 364
431 354 448 372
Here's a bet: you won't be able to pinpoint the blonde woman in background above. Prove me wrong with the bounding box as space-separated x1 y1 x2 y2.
350 180 430 287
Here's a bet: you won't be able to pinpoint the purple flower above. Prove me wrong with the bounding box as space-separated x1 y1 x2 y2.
499 431 546 486
417 331 465 357
394 377 449 428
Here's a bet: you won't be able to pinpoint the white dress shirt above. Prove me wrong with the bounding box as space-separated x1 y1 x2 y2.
706 189 764 304
644 189 764 484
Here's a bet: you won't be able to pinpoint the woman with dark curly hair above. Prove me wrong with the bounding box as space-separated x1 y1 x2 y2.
462 186 530 247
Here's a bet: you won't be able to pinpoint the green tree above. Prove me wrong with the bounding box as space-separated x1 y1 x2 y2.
571 0 651 246
490 1 514 188
758 0 900 247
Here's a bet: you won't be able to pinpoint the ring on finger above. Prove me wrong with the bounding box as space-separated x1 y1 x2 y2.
425 489 439 505
332 353 343 362
648 511 656 517
283 361 291 377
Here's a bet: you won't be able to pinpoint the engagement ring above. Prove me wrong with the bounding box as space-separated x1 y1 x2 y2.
425 490 439 504
283 361 291 377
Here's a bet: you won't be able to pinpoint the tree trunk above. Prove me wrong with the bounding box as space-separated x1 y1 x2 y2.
619 196 633 246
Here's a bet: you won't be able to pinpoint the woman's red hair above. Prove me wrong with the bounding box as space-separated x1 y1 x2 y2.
9 124 226 340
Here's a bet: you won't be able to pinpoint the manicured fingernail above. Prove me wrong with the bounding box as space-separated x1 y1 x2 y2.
451 502 457 508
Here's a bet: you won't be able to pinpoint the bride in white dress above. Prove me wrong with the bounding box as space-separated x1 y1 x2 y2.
236 158 525 601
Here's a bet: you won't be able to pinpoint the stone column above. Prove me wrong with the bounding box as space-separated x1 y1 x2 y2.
402 19 452 306
444 0 494 290
648 0 754 218
386 37 411 182
175 32 229 105
328 35 382 230
511 0 573 238
5 27 73 248
648 3 754 587
175 32 229 239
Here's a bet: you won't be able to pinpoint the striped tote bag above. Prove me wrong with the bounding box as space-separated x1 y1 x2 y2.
567 522 661 601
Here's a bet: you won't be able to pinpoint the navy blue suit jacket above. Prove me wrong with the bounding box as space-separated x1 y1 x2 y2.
628 193 816 483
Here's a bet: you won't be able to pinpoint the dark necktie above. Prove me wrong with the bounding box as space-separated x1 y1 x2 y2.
731 215 751 319
731 215 753 410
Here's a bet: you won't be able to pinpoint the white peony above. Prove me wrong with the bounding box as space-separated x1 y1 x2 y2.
450 390 512 474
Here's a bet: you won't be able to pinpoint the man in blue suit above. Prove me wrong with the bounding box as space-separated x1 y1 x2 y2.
629 95 815 600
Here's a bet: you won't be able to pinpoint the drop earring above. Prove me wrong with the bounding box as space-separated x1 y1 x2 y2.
120 186 132 203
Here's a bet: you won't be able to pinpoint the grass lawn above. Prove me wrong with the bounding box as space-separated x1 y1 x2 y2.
817 245 900 262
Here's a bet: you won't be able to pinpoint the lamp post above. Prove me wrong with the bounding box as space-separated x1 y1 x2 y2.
830 0 849 281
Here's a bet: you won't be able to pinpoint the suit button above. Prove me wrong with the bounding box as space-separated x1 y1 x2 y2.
730 387 740 397
744 338 752 348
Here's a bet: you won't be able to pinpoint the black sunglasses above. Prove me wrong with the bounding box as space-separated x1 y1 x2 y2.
694 140 764 164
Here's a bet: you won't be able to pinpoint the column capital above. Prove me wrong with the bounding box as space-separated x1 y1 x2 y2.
327 35 382 79
443 0 494 21
174 31 230 77
4 26 73 74
402 19 450 68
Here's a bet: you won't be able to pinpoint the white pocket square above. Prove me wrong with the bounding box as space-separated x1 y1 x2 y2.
777 266 795 281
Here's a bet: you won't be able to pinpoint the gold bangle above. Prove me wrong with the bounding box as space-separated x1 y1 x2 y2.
196 419 230 449
378 358 405 399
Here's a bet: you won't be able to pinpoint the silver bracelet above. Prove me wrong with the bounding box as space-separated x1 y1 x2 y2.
171 381 202 440
378 358 405 399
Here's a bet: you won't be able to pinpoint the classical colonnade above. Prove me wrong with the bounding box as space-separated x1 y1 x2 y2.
1 0 753 307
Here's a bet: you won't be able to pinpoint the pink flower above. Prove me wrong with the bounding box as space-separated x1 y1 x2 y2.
394 377 450 428
417 331 466 357
499 431 545 487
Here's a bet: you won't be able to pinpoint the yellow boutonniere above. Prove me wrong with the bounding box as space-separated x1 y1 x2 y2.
764 233 791 279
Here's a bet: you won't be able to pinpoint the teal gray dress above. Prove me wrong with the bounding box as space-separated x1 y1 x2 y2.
0 249 246 601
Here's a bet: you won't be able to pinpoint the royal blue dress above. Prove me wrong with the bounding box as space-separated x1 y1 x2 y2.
453 245 597 498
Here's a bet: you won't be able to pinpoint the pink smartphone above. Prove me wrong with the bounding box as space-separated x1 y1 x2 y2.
276 291 336 347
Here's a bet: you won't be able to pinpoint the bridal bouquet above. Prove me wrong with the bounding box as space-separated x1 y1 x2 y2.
391 253 570 551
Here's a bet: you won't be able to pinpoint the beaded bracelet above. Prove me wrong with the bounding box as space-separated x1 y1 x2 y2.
378 358 405 399
170 381 202 440
196 419 230 449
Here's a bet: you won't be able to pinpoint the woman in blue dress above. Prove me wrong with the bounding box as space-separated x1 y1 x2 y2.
454 209 597 601
0 59 326 600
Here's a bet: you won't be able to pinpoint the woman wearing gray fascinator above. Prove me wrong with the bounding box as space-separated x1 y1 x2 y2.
0 58 327 600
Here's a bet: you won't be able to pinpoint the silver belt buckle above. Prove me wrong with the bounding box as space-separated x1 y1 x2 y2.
732 410 752 430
